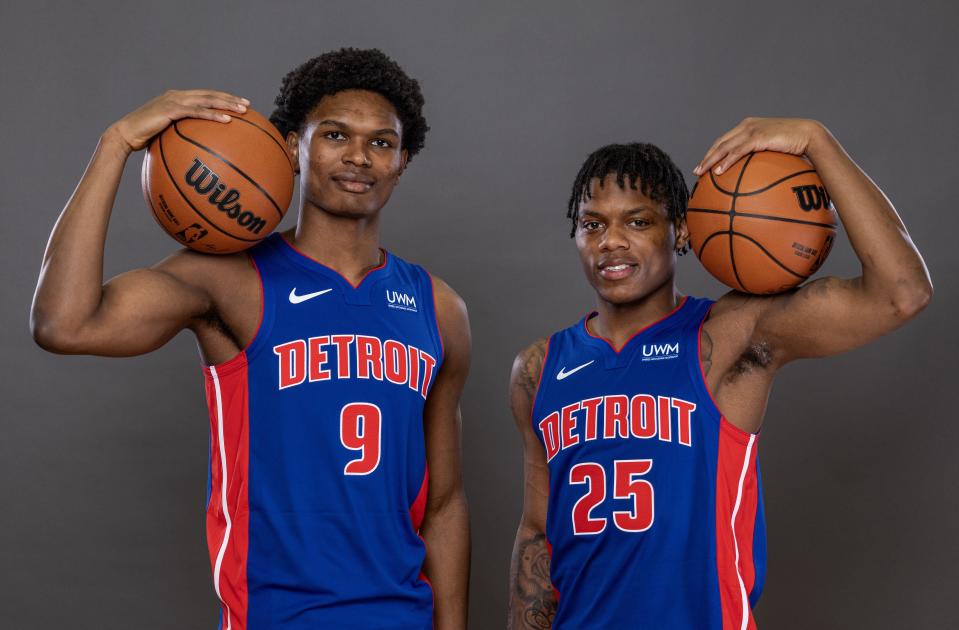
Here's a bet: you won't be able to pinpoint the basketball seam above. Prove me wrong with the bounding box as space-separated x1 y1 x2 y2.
229 116 296 171
687 207 837 229
709 167 817 197
173 121 286 220
158 133 262 243
728 154 754 292
729 231 806 279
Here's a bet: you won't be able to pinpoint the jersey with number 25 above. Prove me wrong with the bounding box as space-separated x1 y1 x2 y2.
201 233 442 630
532 297 766 629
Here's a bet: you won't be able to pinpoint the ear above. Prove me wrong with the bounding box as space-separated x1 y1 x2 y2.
674 215 690 252
286 131 300 174
395 149 409 182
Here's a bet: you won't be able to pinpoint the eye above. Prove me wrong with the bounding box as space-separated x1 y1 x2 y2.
581 220 602 232
371 138 393 148
629 218 651 228
324 131 346 141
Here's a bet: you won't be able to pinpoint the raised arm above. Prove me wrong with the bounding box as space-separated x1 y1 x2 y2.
30 90 250 356
508 339 556 630
420 277 472 630
694 118 933 365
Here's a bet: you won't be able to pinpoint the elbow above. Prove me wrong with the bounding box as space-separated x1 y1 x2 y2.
890 278 933 322
30 312 80 354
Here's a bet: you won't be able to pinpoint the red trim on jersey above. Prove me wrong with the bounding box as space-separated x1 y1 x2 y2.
544 538 561 603
200 254 265 372
205 356 251 630
409 467 434 615
427 273 446 362
715 420 759 630
583 296 689 353
410 467 430 532
279 233 388 289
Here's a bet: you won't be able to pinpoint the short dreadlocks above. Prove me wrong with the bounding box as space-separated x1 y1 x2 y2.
567 142 688 238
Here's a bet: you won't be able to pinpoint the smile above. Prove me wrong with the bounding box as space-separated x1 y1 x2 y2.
598 262 637 280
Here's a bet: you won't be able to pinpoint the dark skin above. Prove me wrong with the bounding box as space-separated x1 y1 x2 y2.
508 118 933 628
32 88 470 629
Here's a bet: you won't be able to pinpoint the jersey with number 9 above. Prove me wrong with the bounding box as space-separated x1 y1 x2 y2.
202 233 443 630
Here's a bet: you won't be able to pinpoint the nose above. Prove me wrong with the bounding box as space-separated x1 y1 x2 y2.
600 223 629 252
342 139 372 167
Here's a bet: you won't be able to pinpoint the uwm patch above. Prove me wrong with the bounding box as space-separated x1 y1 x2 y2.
641 342 680 361
385 287 418 313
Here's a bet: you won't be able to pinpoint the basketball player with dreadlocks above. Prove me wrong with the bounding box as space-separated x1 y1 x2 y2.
507 118 932 629
32 49 469 629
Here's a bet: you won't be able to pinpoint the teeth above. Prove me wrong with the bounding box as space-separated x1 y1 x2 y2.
605 264 629 271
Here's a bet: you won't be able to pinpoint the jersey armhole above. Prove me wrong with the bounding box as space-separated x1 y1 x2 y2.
201 251 273 375
426 272 445 365
689 303 759 443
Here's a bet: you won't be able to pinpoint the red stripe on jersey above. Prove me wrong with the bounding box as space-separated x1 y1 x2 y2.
205 354 251 630
409 467 433 614
715 418 759 630
544 538 561 603
410 467 429 533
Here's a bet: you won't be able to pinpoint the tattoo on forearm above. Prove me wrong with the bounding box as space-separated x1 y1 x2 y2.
509 532 557 629
701 328 714 377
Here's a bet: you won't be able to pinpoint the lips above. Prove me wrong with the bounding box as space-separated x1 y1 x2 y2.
598 259 638 281
331 172 375 193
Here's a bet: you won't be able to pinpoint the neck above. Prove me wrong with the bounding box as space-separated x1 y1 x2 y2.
288 203 383 285
589 281 683 351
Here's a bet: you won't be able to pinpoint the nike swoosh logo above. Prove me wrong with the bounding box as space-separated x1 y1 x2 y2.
556 360 594 380
288 288 333 304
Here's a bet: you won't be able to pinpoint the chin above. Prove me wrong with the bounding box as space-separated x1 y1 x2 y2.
594 283 644 305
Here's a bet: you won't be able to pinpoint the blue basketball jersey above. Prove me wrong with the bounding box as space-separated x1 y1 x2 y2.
531 297 766 629
201 233 442 629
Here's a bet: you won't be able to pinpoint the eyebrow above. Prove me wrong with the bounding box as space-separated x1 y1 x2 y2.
317 119 400 137
579 206 653 219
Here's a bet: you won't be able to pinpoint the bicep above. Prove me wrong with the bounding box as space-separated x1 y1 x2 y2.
757 275 909 363
74 262 211 357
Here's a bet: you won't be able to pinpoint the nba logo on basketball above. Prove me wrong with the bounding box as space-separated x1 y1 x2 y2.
386 290 418 312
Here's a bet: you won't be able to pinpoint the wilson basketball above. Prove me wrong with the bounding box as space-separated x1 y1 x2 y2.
686 151 837 294
141 107 294 254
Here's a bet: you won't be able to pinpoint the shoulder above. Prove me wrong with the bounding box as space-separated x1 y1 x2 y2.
428 274 468 325
152 247 259 319
427 274 471 369
152 247 254 289
510 338 549 404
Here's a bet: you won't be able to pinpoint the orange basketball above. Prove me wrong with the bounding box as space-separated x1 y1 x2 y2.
686 151 837 294
141 108 295 254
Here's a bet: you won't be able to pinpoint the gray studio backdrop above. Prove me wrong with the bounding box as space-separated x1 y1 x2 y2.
2 1 956 628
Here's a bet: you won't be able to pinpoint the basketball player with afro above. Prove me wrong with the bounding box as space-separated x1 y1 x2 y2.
32 49 469 629
507 119 932 629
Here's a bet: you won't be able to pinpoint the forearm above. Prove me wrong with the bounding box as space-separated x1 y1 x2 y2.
420 490 470 630
32 128 132 339
508 524 556 630
805 123 932 307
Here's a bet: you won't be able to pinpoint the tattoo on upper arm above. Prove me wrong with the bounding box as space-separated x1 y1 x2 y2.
509 532 557 629
701 328 713 377
516 340 548 403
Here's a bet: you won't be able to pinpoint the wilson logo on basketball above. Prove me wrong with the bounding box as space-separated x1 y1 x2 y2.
184 158 268 234
791 185 831 212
